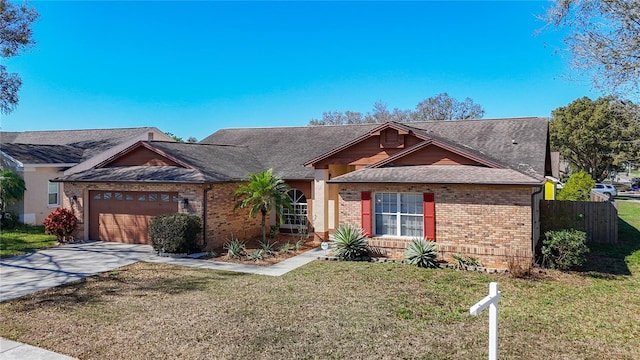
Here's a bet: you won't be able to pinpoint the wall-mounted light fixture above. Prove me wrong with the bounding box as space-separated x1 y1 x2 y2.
71 195 78 205
181 198 189 209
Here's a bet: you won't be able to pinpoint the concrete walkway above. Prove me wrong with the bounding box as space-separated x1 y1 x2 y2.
0 241 323 359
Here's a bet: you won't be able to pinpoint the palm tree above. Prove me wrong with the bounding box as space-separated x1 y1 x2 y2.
0 169 26 215
235 169 291 243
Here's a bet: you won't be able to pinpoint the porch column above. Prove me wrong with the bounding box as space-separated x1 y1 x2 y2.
312 169 329 240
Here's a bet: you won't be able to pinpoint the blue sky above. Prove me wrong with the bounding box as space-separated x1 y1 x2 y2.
3 0 602 141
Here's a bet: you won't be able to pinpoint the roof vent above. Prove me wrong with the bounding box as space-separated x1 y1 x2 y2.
511 139 518 144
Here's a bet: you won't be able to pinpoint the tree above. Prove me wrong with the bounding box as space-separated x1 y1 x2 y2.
308 93 484 125
0 169 26 214
164 132 183 142
234 169 291 244
0 0 38 115
557 170 595 201
413 93 485 121
549 96 640 181
543 0 640 96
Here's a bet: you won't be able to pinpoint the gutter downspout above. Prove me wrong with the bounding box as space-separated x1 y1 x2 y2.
202 184 212 250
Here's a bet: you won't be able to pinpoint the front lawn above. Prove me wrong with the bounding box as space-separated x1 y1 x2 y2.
0 204 639 359
0 225 57 258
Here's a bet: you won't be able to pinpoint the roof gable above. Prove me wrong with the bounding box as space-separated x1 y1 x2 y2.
98 142 189 168
56 141 266 184
304 122 428 167
369 141 489 168
304 121 505 170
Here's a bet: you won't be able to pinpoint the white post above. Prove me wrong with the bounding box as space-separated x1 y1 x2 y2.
470 282 501 360
488 282 498 360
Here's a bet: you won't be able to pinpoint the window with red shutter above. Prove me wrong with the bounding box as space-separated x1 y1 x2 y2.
423 193 435 240
361 191 372 236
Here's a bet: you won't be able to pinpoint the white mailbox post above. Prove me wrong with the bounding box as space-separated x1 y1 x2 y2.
470 282 501 360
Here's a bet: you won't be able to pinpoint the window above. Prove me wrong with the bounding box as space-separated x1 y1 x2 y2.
373 192 423 237
282 189 308 229
48 182 59 206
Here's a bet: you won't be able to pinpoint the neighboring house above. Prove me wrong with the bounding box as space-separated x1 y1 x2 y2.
54 117 551 268
0 128 173 225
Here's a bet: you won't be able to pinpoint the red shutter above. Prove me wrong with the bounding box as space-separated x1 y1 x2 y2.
361 191 372 237
423 193 435 240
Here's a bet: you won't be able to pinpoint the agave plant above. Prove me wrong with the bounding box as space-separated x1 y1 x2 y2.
259 240 278 256
405 237 438 268
224 238 247 259
249 249 265 261
330 224 370 261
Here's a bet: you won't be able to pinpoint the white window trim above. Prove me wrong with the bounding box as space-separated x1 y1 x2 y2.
373 192 423 237
281 189 308 230
48 181 60 207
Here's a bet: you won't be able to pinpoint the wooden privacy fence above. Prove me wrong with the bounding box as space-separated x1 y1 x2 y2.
540 200 618 244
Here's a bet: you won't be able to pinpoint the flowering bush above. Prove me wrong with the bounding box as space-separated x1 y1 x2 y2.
43 208 78 242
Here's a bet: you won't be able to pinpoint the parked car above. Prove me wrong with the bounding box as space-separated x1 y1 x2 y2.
592 183 617 198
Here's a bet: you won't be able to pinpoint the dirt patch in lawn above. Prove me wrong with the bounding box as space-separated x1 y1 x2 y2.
208 233 321 266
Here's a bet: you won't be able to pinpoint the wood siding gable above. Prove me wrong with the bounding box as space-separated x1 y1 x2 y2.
96 141 192 169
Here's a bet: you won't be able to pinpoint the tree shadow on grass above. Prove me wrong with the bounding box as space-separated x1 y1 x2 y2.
11 266 249 312
578 218 640 277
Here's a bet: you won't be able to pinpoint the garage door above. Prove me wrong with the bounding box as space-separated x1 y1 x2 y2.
89 191 179 243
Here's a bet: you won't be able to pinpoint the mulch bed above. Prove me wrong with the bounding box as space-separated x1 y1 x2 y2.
208 233 321 266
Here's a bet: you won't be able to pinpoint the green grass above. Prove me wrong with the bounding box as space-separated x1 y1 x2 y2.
0 225 57 258
0 205 639 359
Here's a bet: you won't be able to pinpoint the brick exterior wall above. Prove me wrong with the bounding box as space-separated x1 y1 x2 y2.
204 182 262 250
62 182 261 249
338 183 535 268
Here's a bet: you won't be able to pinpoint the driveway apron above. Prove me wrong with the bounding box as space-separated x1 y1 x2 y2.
0 241 154 303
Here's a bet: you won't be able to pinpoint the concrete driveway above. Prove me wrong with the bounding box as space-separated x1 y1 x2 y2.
0 240 323 303
0 241 154 302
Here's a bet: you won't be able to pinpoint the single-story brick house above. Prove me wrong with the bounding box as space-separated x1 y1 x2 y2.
55 117 551 268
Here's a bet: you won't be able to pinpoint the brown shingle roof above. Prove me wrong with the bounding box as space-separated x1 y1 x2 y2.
200 124 379 179
0 127 159 164
201 117 549 181
56 141 264 183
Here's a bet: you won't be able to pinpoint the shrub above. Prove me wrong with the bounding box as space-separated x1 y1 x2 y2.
506 253 532 278
557 171 595 201
330 224 370 261
224 237 247 259
43 208 78 242
542 229 589 270
149 213 201 254
405 238 438 268
0 210 19 230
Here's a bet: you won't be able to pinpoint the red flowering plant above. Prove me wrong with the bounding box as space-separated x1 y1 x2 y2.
43 208 78 243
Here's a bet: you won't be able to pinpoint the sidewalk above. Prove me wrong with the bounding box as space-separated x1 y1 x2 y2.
0 338 77 360
0 241 323 359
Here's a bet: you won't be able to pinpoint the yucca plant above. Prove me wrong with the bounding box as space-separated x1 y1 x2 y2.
330 224 370 261
224 238 247 259
405 237 438 268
